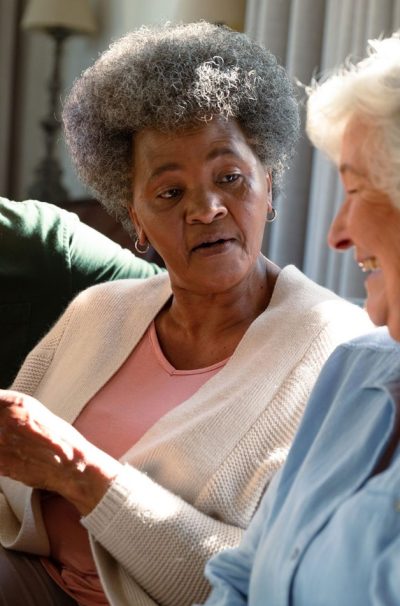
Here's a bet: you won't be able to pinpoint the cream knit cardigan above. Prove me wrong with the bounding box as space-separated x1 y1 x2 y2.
0 266 372 606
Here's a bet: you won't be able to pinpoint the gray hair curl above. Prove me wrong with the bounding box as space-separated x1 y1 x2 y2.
63 21 300 232
306 32 400 207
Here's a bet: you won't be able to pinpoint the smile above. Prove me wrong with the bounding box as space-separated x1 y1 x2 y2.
358 257 380 272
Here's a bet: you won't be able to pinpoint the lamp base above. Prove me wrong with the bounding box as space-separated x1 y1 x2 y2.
26 27 71 204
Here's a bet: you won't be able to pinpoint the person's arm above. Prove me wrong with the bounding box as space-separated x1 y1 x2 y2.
1 289 362 606
371 534 400 604
1 292 243 605
83 463 245 606
2 324 346 606
200 342 365 605
0 389 121 510
66 211 165 295
79 327 346 606
0 381 244 606
0 199 165 388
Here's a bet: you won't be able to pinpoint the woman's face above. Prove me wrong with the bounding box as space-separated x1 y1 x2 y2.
129 118 271 294
328 116 400 340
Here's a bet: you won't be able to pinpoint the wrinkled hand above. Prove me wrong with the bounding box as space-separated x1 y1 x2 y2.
0 390 122 515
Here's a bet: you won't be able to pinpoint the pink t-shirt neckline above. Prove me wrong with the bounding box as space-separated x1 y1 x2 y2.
148 321 230 375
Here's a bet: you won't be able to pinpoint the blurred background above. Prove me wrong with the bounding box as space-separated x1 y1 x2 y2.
1 0 399 297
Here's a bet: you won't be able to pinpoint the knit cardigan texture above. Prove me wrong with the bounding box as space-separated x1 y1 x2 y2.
0 266 372 606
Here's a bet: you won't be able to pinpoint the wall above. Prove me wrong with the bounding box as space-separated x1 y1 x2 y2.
15 0 246 201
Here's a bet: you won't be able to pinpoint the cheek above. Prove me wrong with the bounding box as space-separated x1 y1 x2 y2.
354 193 397 246
239 206 267 255
143 226 169 252
140 217 183 261
347 210 379 249
131 199 160 237
241 178 269 216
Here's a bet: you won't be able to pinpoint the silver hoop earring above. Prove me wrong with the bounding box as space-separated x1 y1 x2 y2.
134 238 150 254
266 207 277 223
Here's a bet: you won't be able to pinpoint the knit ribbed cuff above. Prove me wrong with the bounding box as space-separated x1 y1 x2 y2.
81 463 138 538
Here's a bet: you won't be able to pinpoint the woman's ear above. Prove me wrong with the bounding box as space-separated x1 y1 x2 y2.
128 206 144 241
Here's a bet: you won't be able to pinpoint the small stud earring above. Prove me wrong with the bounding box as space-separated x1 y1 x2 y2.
266 207 277 223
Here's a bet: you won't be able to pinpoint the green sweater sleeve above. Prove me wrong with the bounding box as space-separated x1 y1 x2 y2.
0 197 164 388
64 207 164 296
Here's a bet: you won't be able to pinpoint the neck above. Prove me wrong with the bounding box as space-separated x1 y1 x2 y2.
163 256 279 336
154 256 280 369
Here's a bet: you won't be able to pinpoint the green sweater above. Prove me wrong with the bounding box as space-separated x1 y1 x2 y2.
0 197 164 388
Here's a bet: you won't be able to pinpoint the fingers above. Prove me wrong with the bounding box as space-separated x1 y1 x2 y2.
0 392 68 485
0 389 26 406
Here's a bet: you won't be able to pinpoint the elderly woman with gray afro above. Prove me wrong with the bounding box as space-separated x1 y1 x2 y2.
0 22 370 606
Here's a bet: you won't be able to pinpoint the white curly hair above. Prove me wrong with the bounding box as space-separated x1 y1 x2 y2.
306 32 400 206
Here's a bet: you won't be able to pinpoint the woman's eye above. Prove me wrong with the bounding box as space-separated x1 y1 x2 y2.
219 173 241 184
159 188 182 199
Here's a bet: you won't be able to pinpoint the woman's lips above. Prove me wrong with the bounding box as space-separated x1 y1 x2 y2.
358 257 380 272
191 238 235 255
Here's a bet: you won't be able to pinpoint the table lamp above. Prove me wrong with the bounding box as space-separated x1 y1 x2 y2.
21 0 96 202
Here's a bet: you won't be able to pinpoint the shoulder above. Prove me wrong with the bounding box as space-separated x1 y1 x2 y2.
0 197 79 268
67 273 171 312
292 328 400 436
270 265 373 340
324 328 400 369
282 328 398 453
275 265 361 311
0 198 83 295
339 326 400 352
270 328 400 515
0 197 79 238
321 328 400 384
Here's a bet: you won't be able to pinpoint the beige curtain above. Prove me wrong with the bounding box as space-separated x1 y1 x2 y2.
246 0 400 299
0 0 21 197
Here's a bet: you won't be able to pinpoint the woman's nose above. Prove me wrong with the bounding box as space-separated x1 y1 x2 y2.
185 190 228 224
327 200 353 251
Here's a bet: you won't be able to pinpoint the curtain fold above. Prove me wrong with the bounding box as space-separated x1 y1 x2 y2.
0 0 21 197
246 0 400 298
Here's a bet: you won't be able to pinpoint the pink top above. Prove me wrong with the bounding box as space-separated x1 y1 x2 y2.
41 322 228 605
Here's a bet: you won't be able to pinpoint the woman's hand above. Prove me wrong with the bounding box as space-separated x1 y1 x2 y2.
0 390 122 515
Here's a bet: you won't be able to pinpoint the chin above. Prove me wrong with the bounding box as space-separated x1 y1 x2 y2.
364 306 383 327
365 294 388 328
387 313 400 343
387 326 400 342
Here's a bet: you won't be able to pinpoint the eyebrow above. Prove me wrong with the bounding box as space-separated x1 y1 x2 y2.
148 146 237 181
339 163 363 177
149 163 181 180
206 146 236 161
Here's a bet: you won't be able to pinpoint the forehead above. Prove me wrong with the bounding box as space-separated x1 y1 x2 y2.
132 118 255 169
340 116 375 178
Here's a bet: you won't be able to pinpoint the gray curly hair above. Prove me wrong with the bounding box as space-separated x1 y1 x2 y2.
63 21 300 233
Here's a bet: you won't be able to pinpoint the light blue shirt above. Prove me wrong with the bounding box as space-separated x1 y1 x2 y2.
204 328 400 606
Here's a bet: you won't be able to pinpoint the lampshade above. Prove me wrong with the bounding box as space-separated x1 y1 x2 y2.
177 0 246 31
21 0 97 35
